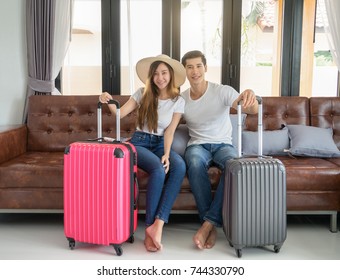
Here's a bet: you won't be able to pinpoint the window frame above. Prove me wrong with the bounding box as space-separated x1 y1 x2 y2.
281 0 304 97
69 0 339 97
102 0 121 95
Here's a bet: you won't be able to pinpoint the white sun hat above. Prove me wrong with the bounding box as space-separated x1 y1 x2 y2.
136 54 186 88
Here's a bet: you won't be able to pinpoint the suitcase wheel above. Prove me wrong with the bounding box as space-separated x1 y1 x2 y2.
67 238 75 250
128 235 135 243
228 241 233 247
112 244 123 256
236 249 242 258
274 244 282 253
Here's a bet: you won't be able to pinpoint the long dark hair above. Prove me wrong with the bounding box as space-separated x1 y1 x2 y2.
137 61 180 133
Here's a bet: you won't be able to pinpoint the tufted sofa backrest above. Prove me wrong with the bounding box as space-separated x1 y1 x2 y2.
310 97 340 149
27 95 340 152
240 96 310 131
27 95 134 152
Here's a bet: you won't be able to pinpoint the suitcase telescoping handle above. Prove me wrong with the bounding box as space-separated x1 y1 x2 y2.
237 96 263 158
97 100 121 141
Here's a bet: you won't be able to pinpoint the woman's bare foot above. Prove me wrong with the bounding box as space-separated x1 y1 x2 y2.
145 219 164 251
144 232 158 252
193 221 216 249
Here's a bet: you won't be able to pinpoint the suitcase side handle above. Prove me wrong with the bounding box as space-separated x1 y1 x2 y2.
97 100 121 141
237 96 262 158
134 173 139 210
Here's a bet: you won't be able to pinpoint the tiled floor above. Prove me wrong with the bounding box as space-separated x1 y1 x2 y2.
1 213 339 280
0 213 339 260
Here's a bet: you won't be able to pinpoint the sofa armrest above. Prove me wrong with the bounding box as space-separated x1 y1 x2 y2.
0 125 27 164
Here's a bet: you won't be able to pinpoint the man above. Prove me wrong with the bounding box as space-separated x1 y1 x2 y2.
181 50 258 250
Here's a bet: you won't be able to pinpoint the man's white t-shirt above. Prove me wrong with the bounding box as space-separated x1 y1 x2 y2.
132 88 185 136
181 82 239 146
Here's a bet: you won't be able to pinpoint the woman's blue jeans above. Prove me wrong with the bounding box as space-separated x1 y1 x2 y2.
184 143 237 227
130 131 186 226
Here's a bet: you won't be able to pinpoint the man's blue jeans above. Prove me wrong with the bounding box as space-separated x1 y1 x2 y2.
130 131 186 226
184 143 237 227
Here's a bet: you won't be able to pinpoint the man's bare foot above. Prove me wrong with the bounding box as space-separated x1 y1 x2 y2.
145 219 164 250
204 227 217 249
193 221 216 250
144 233 158 252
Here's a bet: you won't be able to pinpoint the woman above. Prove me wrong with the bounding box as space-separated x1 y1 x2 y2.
99 54 186 252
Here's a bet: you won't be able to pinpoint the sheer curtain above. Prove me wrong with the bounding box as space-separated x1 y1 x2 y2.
23 0 73 122
53 1 73 92
324 0 340 70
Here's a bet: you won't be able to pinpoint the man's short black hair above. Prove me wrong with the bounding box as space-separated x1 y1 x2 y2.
181 50 207 67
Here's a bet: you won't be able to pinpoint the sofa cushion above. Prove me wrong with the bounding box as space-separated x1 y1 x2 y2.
0 152 64 209
276 156 340 192
242 127 289 156
287 125 340 158
172 124 189 157
0 152 64 189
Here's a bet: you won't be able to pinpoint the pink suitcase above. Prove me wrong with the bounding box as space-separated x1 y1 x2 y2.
63 100 138 256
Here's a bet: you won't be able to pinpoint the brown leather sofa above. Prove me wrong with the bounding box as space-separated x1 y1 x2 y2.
0 95 339 232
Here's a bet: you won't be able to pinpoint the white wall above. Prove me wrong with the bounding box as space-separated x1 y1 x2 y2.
0 0 27 126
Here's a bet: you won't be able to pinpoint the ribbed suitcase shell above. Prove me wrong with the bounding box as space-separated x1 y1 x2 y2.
223 157 286 257
63 100 138 256
64 141 137 256
222 97 287 258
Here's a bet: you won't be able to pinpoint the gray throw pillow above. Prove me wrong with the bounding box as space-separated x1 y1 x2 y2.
242 127 290 156
172 124 190 157
230 113 247 150
287 125 340 158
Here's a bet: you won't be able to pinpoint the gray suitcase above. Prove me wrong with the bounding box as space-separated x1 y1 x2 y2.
222 96 287 258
